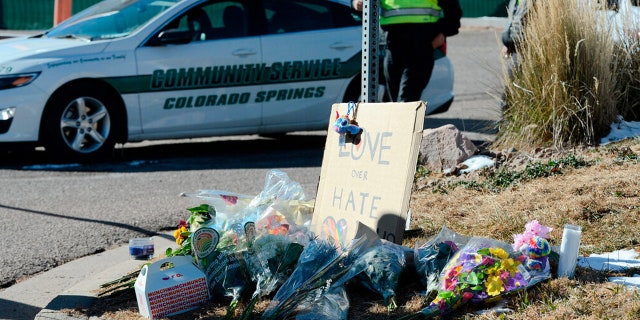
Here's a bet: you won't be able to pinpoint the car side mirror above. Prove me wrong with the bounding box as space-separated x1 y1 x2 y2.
149 29 192 46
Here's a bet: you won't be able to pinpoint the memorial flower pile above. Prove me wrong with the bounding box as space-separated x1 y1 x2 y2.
110 170 558 319
175 170 315 318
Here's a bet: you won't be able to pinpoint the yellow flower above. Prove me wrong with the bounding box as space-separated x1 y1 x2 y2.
489 247 508 259
486 265 501 277
502 257 519 273
485 275 505 296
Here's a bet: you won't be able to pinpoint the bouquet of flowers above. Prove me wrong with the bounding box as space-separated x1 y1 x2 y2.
261 236 370 319
191 226 248 299
402 237 532 319
349 240 409 311
175 169 311 316
238 233 305 320
166 203 216 257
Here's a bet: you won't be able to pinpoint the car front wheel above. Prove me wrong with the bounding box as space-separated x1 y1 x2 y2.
42 84 122 163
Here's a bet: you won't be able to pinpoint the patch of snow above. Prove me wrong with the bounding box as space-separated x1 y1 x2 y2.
600 117 640 145
459 155 495 174
577 249 640 289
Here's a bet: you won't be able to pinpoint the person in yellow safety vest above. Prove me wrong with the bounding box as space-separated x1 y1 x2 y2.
353 0 462 102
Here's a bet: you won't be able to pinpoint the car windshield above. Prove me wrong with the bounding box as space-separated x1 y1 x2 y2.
45 0 181 41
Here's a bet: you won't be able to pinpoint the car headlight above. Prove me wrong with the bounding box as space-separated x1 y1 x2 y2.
0 107 15 120
0 72 40 90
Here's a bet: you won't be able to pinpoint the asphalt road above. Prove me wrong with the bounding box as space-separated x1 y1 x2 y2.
0 26 505 291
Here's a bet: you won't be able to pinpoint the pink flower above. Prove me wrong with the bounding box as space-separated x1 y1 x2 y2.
481 256 495 266
525 220 553 239
512 233 527 251
512 230 534 251
443 275 458 291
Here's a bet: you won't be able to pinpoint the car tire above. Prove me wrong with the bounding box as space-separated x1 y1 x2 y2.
41 84 122 163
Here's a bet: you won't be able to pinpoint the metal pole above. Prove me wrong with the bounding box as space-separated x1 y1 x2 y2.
361 0 379 103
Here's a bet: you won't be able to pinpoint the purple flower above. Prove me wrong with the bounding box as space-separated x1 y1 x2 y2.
505 272 527 291
472 291 488 303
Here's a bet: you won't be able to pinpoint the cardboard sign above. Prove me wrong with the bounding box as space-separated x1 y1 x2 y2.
312 101 425 245
134 255 209 319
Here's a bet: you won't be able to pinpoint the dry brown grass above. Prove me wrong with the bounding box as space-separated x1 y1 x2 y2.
62 138 640 319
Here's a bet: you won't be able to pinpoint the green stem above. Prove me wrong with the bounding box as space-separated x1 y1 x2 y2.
238 293 260 320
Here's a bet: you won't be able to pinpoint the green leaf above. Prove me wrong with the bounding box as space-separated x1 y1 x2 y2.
467 272 481 285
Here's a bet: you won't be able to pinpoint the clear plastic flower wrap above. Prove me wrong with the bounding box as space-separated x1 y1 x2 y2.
238 233 305 320
255 199 315 246
261 235 370 320
349 239 409 311
184 169 307 225
414 225 470 295
293 285 350 320
401 236 551 319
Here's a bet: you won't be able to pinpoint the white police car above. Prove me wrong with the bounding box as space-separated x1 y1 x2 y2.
0 0 454 162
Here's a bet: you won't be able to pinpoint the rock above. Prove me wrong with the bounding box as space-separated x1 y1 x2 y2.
419 124 479 173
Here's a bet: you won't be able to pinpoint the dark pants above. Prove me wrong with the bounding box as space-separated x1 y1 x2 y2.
383 23 437 102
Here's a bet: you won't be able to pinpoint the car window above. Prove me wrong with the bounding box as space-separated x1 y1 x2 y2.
263 0 361 34
162 1 249 41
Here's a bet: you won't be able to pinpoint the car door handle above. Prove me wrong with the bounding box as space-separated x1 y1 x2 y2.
329 42 353 50
232 49 257 57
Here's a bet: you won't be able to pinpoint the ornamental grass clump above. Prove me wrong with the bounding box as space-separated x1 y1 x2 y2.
496 0 620 150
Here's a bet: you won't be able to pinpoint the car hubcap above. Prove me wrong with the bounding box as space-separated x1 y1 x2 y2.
60 97 111 154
